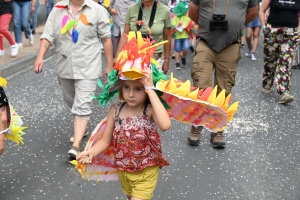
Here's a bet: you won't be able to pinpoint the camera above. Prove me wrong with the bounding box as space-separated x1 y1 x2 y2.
209 14 228 30
142 34 153 42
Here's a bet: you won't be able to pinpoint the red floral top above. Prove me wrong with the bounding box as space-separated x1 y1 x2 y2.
113 103 169 172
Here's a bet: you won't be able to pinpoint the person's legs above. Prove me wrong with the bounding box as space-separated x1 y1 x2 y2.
13 1 22 44
214 43 240 96
20 1 32 42
0 14 16 46
174 39 182 70
180 38 189 67
111 23 120 58
0 14 18 57
31 0 40 34
69 79 97 158
47 0 54 17
262 26 279 93
250 26 261 61
245 27 253 56
188 40 215 146
291 49 297 68
276 27 300 104
212 43 240 148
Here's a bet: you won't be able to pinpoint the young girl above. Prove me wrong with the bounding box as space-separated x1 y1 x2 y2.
77 68 171 200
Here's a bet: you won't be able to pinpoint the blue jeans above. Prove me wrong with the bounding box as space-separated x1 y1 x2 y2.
13 1 31 43
46 0 54 17
29 0 40 32
174 38 189 52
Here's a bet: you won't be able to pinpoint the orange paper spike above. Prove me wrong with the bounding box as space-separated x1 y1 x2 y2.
199 87 213 101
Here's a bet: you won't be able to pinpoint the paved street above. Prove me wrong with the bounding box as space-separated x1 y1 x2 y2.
1 43 300 200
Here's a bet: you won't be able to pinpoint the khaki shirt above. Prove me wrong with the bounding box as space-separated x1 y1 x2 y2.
41 0 111 79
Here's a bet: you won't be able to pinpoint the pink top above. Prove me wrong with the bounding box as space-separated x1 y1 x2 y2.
113 102 169 172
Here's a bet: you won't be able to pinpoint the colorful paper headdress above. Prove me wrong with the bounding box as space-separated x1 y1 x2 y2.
94 31 168 106
173 1 189 17
0 77 26 145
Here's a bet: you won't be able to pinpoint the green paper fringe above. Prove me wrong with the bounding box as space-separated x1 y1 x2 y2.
93 69 119 106
173 2 189 17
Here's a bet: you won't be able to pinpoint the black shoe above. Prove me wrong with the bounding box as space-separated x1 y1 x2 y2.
32 31 36 35
190 45 195 52
181 58 186 67
172 55 175 59
175 62 181 70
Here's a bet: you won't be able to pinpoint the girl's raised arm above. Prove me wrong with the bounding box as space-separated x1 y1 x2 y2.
76 105 115 163
140 68 171 131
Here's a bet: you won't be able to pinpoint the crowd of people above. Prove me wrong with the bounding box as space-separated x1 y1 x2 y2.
1 0 300 199
0 0 55 57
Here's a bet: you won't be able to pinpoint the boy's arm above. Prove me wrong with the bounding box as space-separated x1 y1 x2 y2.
76 106 115 163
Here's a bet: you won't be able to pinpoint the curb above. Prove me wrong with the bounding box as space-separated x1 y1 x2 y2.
0 47 55 78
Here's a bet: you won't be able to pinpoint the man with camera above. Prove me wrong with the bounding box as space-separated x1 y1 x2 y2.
187 0 258 148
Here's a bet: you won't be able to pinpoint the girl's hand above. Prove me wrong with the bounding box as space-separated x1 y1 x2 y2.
139 67 153 88
76 150 93 164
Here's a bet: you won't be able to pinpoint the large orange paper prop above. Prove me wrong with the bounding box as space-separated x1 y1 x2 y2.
155 73 239 132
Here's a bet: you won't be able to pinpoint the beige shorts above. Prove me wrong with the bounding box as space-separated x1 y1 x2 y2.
57 78 97 120
191 40 241 96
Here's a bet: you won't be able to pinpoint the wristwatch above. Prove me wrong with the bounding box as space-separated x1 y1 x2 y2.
261 25 266 29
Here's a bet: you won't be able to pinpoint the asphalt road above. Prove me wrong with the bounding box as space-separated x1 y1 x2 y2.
1 43 300 200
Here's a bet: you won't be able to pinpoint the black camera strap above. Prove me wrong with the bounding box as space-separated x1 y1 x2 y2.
212 0 230 16
137 1 157 31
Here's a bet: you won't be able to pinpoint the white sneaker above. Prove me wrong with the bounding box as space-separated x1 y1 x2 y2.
29 34 34 45
263 89 271 94
251 54 257 61
0 50 4 57
279 92 294 104
17 43 23 49
10 44 18 57
245 47 251 56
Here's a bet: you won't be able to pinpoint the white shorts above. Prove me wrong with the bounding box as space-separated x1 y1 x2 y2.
57 78 97 120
